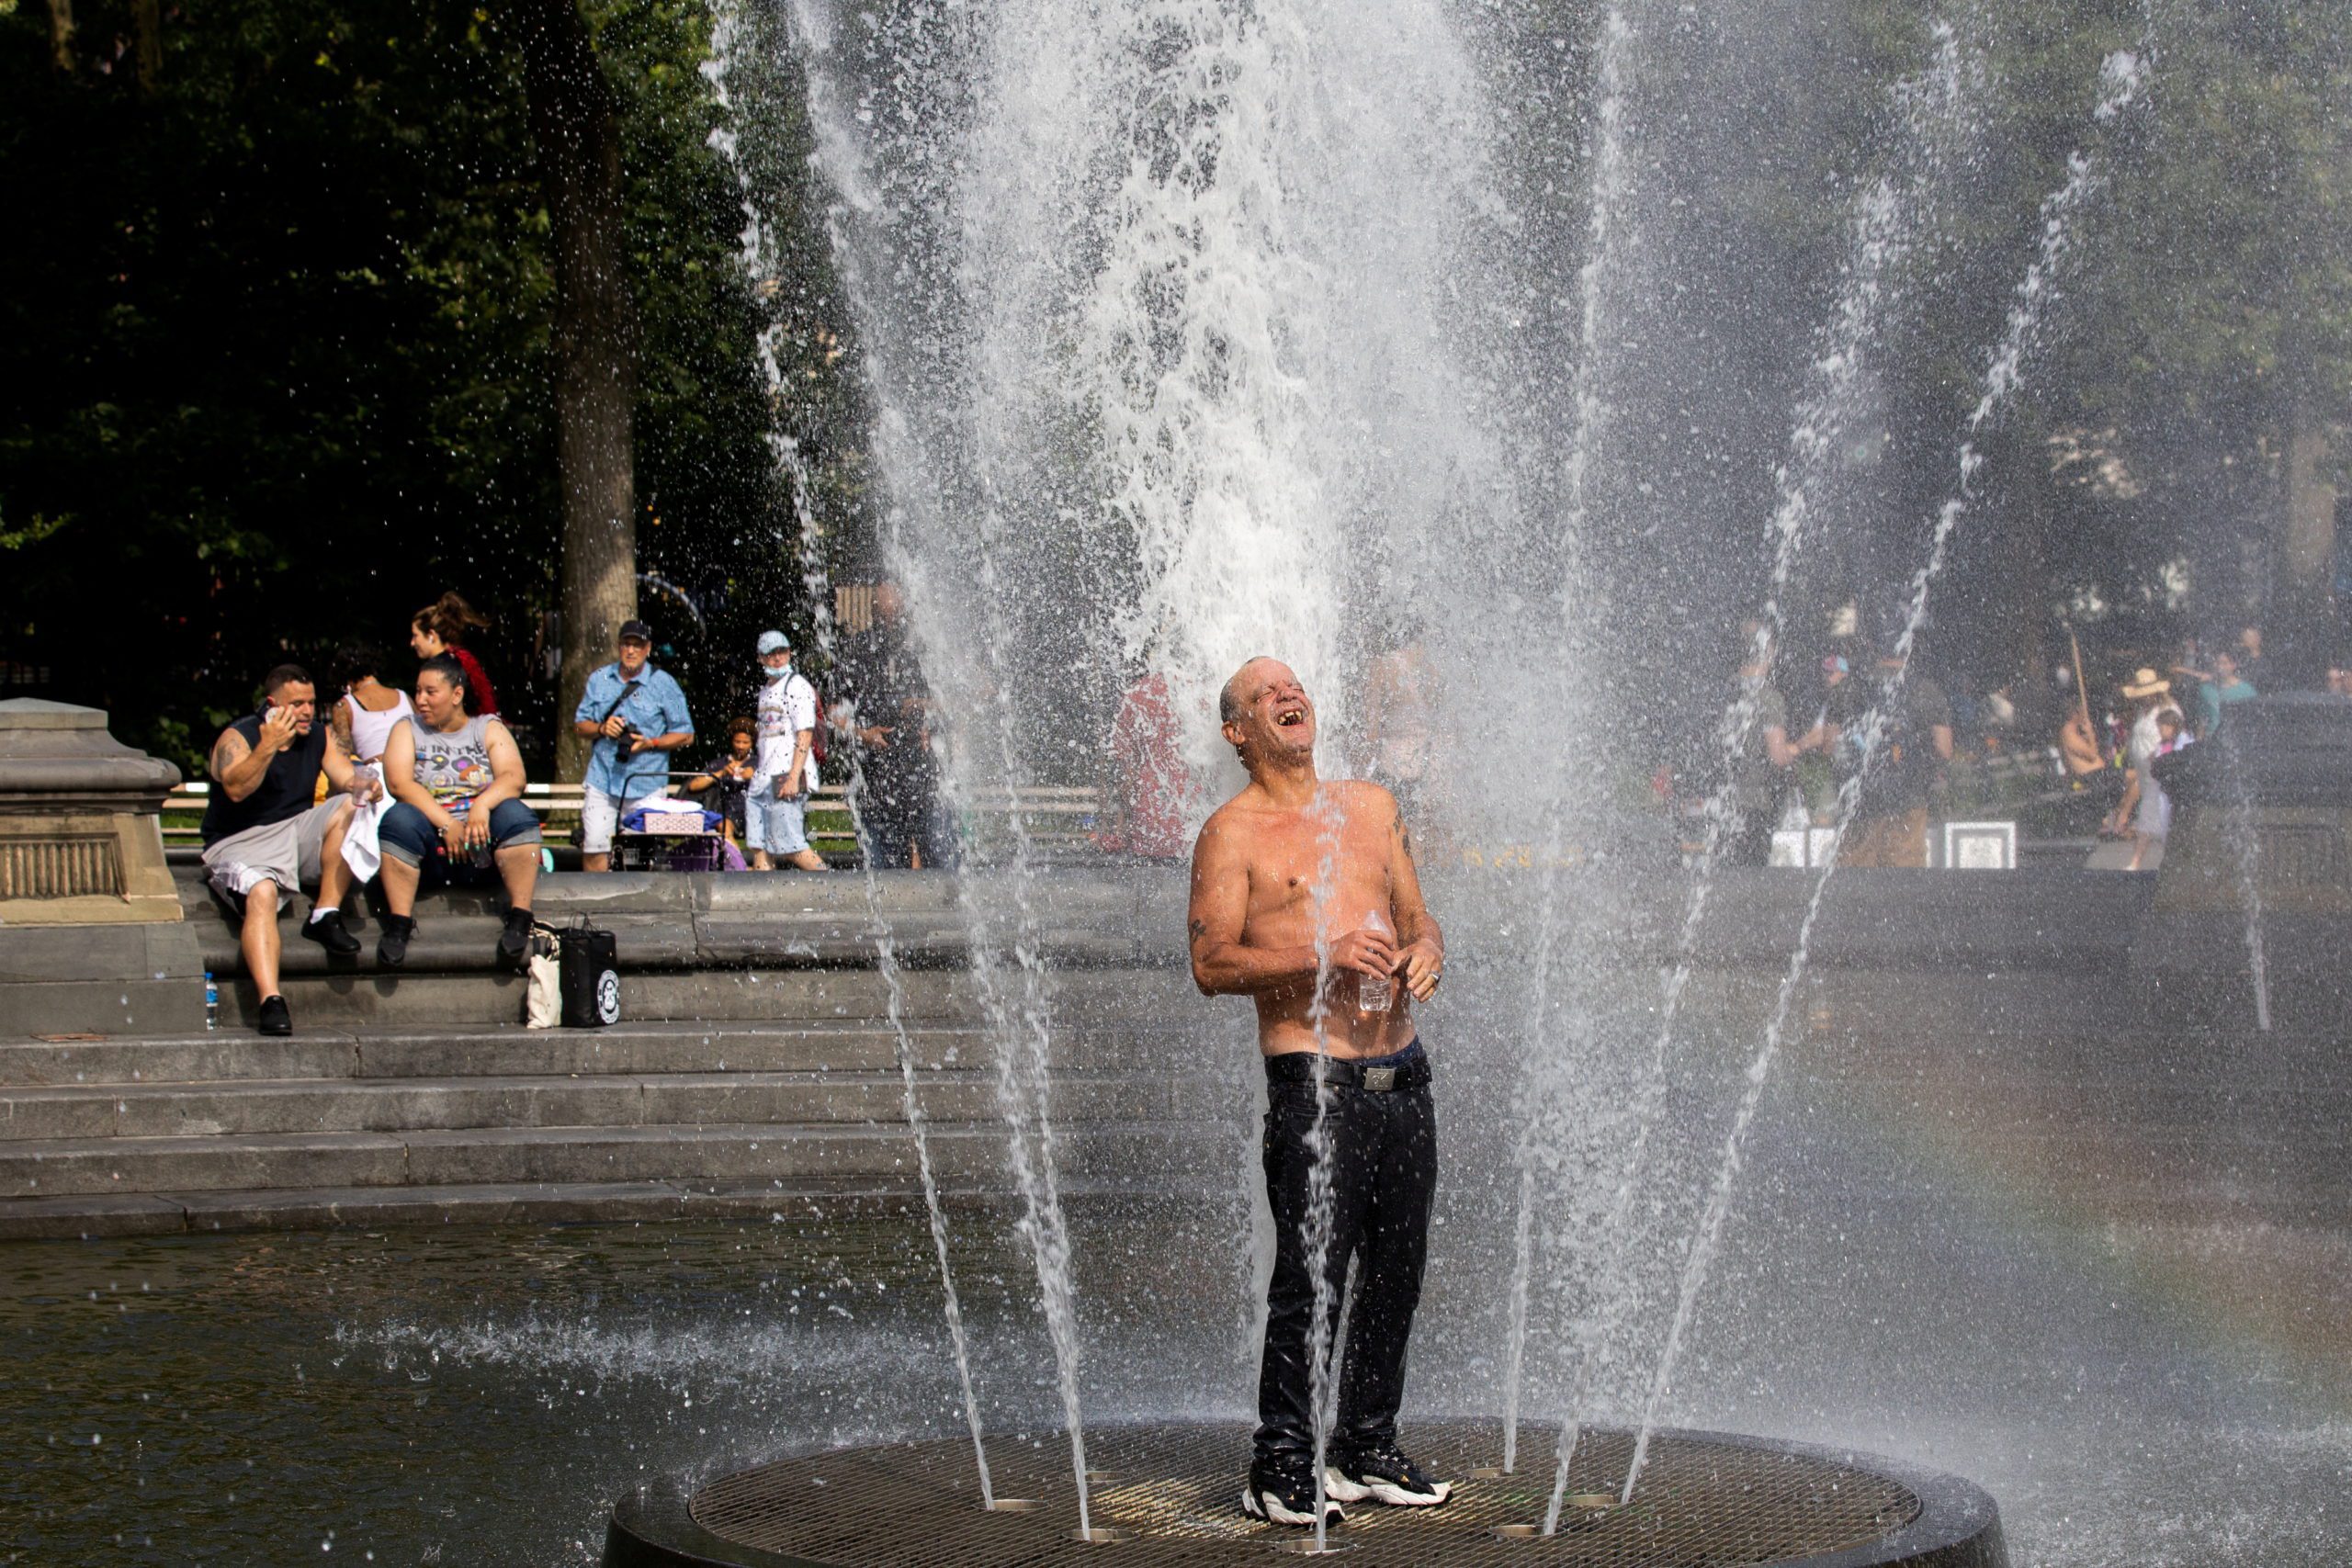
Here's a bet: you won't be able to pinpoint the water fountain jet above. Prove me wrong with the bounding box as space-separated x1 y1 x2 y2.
706 0 999 1509
1613 44 2151 1507
606 6 2060 1565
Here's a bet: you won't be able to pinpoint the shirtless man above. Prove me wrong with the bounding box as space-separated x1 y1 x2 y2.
1190 656 1448 1530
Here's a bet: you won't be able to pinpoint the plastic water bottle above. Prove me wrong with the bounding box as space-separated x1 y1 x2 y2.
1358 910 1394 1014
203 972 219 1032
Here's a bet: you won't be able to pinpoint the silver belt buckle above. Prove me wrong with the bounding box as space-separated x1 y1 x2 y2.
1362 1066 1396 1092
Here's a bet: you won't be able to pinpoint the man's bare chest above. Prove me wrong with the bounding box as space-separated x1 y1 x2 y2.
1240 825 1390 926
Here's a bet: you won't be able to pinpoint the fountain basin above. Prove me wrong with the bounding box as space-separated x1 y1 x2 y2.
603 1420 2006 1567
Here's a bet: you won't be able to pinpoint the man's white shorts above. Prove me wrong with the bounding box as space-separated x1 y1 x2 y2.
581 786 654 856
745 784 812 855
202 798 346 903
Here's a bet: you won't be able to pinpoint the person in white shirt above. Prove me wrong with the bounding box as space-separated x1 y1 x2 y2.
327 643 415 890
747 629 826 872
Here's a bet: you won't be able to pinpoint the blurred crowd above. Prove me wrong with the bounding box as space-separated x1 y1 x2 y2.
1709 609 2342 874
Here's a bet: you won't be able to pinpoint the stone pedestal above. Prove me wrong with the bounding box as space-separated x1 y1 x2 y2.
0 701 205 1034
0 700 184 924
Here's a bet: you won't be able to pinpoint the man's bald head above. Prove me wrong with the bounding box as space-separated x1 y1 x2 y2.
1219 657 1316 779
1225 656 1300 726
1219 658 1277 726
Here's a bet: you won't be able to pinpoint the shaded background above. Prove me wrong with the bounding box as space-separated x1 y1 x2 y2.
2 0 2346 781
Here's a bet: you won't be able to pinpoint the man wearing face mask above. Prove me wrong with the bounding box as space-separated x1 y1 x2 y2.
747 630 826 872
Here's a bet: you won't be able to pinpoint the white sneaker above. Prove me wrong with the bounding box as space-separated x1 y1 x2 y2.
1327 1443 1453 1507
1241 1462 1344 1529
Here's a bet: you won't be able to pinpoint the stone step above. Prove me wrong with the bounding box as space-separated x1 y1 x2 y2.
188 910 682 976
0 1019 1242 1089
0 1139 1229 1241
0 1032 368 1088
175 864 1160 983
204 958 1204 1031
0 1115 1229 1200
0 1068 1225 1143
194 911 1035 980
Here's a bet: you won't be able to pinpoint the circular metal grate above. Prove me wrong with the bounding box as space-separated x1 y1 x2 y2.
685 1421 1930 1567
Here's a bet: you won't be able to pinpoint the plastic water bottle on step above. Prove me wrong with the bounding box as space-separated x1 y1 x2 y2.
203 972 219 1032
1359 909 1394 1014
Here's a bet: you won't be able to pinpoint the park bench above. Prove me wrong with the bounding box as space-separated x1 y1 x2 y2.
159 777 1105 856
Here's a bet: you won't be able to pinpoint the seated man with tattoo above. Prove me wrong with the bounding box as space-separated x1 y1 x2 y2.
200 664 375 1036
1189 656 1448 1530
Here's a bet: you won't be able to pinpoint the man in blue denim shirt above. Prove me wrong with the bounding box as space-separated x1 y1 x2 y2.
571 619 695 871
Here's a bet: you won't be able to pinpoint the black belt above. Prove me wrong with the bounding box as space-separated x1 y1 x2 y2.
1264 1050 1430 1093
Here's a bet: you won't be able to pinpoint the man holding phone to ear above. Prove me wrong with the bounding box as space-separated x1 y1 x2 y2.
200 664 377 1035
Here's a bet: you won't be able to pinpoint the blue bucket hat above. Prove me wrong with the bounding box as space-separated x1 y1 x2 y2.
756 630 791 656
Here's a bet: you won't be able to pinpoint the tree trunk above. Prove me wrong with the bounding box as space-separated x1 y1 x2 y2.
2276 395 2340 689
131 0 161 90
508 0 638 783
46 0 75 73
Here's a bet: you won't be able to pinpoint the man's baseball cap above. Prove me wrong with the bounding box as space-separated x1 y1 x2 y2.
756 629 791 656
617 619 653 643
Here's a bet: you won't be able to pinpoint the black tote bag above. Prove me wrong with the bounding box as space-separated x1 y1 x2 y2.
558 924 620 1028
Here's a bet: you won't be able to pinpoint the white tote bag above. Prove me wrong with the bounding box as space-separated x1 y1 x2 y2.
525 928 562 1030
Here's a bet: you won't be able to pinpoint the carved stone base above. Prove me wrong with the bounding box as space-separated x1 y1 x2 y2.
0 700 182 927
0 807 182 925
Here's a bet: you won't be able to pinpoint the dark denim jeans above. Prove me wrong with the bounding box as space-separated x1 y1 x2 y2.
857 801 957 870
379 798 541 887
1254 1067 1438 1468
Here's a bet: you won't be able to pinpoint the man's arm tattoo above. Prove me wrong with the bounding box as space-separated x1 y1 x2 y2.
209 730 247 782
1188 918 1209 942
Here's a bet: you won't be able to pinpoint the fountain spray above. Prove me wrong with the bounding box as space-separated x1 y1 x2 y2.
703 1 997 1508
2220 734 2274 1032
1510 23 1977 1531
1500 1 1637 1478
776 0 1114 1535
1613 48 2152 1508
943 514 1100 1537
1298 795 1348 1555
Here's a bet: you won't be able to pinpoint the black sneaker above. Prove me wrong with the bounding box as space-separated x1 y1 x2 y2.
497 908 535 966
256 995 292 1036
300 909 360 957
1325 1443 1452 1507
1241 1459 1343 1529
377 914 416 968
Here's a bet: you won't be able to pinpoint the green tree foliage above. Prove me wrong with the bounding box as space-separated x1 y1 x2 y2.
0 0 864 770
1834 3 2348 666
1582 0 2349 687
5 0 2345 778
2047 4 2352 637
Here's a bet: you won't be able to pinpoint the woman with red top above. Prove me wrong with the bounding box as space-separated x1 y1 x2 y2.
410 592 500 717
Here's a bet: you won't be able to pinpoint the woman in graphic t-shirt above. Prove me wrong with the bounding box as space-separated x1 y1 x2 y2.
376 654 541 969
